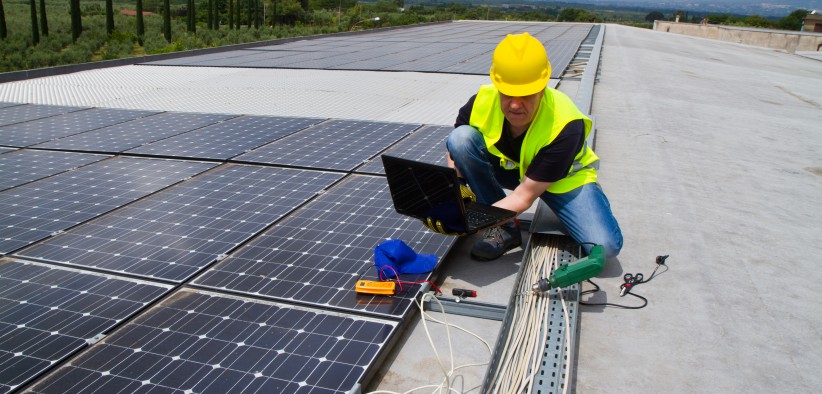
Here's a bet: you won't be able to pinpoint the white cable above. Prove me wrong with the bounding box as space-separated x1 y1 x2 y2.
487 235 575 394
368 293 493 394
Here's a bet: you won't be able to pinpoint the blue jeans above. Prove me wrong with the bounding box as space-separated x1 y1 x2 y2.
446 125 623 258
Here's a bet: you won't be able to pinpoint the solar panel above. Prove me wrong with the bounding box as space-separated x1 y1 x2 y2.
0 157 216 254
137 22 592 78
29 289 397 394
0 259 172 394
355 125 451 175
19 165 345 283
0 104 86 128
0 108 159 147
193 175 454 318
235 120 419 171
126 115 323 160
0 150 110 192
33 112 238 153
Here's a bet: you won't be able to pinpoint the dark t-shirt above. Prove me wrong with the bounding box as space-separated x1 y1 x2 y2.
454 94 585 183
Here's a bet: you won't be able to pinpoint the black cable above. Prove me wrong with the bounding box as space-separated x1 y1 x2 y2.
579 254 670 310
580 279 648 309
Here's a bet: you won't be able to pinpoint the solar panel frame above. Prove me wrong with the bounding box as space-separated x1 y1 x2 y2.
18 165 346 283
28 289 399 394
234 120 420 171
0 147 18 154
0 157 216 254
0 150 110 192
0 259 172 394
0 108 160 148
32 112 239 153
126 115 323 161
355 125 451 175
0 102 24 109
192 174 455 319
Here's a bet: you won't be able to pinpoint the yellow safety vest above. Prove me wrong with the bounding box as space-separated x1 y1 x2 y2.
468 84 599 194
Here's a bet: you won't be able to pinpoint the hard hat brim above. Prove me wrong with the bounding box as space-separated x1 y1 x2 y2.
492 73 549 97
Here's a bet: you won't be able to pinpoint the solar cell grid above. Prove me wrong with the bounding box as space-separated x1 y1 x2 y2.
0 150 110 192
0 260 171 394
193 175 454 318
0 157 215 254
355 125 451 175
235 120 419 171
0 108 159 147
0 104 87 128
29 290 397 394
126 115 322 160
33 112 238 153
19 165 345 283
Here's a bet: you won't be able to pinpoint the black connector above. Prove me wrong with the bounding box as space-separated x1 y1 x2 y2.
656 255 669 265
452 288 477 298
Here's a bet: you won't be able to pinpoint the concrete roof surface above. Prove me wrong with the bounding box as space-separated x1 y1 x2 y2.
577 25 822 393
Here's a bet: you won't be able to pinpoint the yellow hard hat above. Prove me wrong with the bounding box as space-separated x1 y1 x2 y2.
490 33 551 97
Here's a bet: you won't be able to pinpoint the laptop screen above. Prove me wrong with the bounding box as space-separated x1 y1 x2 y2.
382 155 467 231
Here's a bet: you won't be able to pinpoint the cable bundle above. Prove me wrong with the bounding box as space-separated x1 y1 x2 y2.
487 235 572 394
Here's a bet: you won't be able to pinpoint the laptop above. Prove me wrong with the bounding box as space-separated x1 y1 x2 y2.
381 154 517 234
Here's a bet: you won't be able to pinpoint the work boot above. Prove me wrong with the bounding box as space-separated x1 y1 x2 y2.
471 223 522 260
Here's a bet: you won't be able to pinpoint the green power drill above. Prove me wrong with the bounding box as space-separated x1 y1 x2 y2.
531 245 605 292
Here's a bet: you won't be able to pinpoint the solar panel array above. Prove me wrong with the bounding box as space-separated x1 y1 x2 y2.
0 150 109 192
143 21 592 78
33 112 238 153
127 115 322 160
0 157 215 254
0 104 86 128
193 175 453 318
0 260 172 394
235 120 419 171
355 125 451 175
2 20 594 394
28 290 397 394
19 165 344 283
0 108 159 147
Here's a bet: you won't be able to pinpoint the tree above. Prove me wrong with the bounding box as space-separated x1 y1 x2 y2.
208 0 213 29
70 0 81 41
187 0 196 32
645 11 664 22
0 0 6 39
136 0 145 45
777 9 809 31
163 0 171 42
214 0 220 29
557 8 600 23
29 0 39 44
228 0 233 28
39 0 48 36
105 0 113 34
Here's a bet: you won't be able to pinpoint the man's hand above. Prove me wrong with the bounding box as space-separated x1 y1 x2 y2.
421 217 467 236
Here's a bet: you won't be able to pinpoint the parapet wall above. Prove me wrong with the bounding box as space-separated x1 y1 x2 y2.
653 21 822 53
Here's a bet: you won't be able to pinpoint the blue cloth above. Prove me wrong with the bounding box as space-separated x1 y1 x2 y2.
374 239 438 277
446 125 624 258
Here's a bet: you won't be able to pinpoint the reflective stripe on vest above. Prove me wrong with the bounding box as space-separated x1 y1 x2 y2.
468 84 599 194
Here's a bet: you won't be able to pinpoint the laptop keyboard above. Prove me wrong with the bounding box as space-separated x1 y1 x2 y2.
466 209 497 226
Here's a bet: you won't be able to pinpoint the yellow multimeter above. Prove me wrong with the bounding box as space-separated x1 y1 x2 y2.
355 280 396 295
